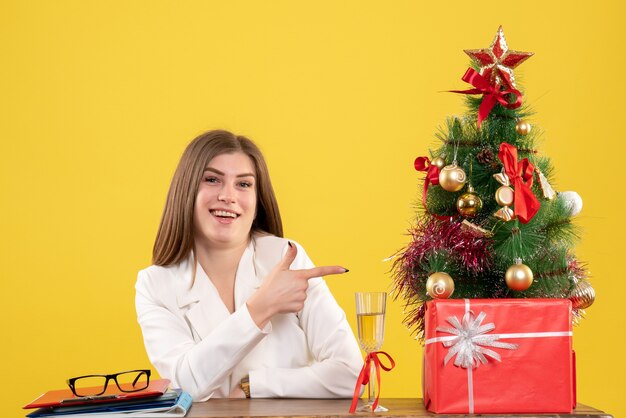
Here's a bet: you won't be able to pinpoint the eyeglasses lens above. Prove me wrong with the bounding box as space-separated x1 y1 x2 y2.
116 371 150 392
73 376 108 396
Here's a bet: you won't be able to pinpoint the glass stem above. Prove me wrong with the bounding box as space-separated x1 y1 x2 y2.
368 359 377 406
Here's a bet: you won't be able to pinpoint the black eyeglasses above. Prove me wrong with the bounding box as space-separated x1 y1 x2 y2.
66 369 151 397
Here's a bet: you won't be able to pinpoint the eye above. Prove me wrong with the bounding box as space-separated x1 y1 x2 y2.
238 181 253 188
204 176 220 183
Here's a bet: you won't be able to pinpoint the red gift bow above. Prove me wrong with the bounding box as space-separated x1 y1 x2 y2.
349 351 395 413
450 68 523 129
414 156 440 207
498 142 540 224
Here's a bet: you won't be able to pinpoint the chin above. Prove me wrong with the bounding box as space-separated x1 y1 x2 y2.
209 232 249 247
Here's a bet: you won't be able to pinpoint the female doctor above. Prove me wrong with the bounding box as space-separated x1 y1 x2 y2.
135 130 363 401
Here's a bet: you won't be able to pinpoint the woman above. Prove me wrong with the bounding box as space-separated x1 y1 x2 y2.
135 130 363 401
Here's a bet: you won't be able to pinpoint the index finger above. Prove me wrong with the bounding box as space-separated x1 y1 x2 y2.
298 265 349 280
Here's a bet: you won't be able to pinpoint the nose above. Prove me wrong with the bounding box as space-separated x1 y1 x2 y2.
217 183 236 203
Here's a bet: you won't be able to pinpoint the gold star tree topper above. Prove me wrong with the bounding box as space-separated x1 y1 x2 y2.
464 26 533 89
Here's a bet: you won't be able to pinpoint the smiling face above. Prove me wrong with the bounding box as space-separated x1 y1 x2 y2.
193 152 257 250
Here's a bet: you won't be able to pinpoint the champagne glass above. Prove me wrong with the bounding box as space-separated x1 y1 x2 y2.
355 292 387 412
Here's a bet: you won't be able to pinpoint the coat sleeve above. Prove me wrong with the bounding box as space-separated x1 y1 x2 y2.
135 269 270 401
249 242 364 398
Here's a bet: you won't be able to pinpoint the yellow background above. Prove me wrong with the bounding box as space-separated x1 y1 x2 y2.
2 1 625 416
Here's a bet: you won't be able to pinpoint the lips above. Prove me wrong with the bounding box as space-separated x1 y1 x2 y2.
210 209 240 219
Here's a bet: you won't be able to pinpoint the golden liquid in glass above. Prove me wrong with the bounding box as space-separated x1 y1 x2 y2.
357 312 385 352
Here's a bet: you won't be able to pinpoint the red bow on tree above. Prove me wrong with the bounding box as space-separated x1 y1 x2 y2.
498 142 540 224
450 68 523 129
349 351 395 413
414 156 440 207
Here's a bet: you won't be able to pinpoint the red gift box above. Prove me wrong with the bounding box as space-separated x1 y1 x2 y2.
423 298 575 414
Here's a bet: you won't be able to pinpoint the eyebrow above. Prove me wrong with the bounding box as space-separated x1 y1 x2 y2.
203 167 256 178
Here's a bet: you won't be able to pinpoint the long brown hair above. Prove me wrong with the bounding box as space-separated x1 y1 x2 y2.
152 130 283 266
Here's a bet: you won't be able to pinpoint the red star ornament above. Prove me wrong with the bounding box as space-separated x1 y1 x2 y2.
464 26 533 89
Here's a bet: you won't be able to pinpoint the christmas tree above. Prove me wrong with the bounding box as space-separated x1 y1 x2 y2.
392 26 595 339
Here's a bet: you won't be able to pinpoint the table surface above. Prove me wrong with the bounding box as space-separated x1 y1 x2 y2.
186 398 612 418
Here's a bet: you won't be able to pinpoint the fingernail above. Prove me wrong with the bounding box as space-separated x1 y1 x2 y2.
288 241 293 248
343 267 349 273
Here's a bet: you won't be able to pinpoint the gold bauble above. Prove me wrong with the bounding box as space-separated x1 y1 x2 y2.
438 163 467 192
569 280 596 309
426 272 455 299
495 186 514 206
431 156 446 170
505 261 534 291
515 120 532 135
456 190 483 218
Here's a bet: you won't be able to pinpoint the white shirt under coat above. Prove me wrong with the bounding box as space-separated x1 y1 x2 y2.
135 234 363 401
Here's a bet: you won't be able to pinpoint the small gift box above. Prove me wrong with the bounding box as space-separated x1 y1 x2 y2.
423 298 575 414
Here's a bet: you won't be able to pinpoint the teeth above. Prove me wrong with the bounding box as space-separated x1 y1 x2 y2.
212 210 237 218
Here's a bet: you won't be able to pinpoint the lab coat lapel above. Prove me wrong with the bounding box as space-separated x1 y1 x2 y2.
175 254 201 308
180 240 262 341
177 254 230 340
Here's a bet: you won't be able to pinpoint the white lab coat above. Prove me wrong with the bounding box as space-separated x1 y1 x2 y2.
135 234 363 401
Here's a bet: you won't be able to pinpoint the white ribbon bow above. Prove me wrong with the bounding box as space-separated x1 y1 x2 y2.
436 311 518 368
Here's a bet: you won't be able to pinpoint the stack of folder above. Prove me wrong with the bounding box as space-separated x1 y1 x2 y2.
23 379 193 417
